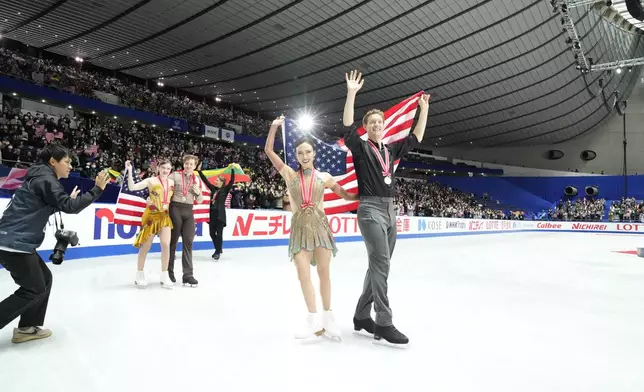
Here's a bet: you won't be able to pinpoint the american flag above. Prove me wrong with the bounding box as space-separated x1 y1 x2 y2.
113 172 211 226
0 168 28 191
282 91 423 215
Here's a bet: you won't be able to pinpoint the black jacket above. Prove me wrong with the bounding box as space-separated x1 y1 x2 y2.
0 163 104 253
198 170 234 226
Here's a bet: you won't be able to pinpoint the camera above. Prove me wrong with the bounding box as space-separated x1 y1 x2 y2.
49 229 79 265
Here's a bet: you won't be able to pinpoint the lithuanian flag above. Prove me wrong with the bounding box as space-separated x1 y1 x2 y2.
198 163 250 186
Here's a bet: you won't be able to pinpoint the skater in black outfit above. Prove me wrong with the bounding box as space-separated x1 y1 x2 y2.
197 163 237 260
343 70 431 347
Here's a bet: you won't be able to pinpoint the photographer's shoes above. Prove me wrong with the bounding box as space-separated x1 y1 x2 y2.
12 326 52 344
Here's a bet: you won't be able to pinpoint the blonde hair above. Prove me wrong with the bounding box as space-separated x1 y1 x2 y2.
362 109 385 125
183 154 198 164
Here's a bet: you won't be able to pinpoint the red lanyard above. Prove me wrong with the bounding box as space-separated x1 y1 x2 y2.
299 168 316 209
180 171 194 197
367 139 391 177
158 176 169 205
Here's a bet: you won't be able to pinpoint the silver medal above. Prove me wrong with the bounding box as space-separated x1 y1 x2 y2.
384 176 392 185
182 196 186 202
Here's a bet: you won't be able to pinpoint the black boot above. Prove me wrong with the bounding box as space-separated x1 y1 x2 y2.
212 253 220 261
353 317 375 334
182 276 198 287
374 324 409 346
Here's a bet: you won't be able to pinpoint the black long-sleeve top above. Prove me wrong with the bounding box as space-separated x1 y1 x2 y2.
198 170 235 226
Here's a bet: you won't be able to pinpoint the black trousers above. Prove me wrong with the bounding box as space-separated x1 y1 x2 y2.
169 202 195 278
0 250 53 330
209 218 225 254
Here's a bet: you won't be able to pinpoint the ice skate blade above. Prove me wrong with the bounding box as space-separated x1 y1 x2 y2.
372 338 409 349
182 283 198 288
294 335 324 344
352 330 374 339
323 333 342 342
134 283 147 289
160 283 174 290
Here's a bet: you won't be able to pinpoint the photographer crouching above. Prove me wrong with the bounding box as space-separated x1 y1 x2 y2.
0 144 109 344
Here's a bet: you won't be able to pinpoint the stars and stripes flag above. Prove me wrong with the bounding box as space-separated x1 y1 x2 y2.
282 91 423 215
113 171 211 226
0 168 28 190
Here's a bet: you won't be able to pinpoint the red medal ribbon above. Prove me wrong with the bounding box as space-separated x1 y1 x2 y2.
158 176 170 204
367 140 391 177
299 168 316 209
180 170 194 197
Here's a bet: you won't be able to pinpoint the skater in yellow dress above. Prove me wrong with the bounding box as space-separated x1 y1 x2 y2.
264 115 358 340
124 159 175 289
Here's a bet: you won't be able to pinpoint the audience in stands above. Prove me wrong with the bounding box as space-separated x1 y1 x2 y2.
0 46 511 218
394 179 507 219
547 198 606 221
608 198 644 222
0 106 509 217
0 47 271 137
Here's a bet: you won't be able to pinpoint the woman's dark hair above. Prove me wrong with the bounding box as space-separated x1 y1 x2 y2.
39 143 70 164
295 137 316 150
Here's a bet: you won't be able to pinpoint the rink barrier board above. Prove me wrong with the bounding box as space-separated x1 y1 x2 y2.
0 201 642 264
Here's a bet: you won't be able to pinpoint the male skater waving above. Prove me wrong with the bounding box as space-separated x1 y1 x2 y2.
342 70 430 346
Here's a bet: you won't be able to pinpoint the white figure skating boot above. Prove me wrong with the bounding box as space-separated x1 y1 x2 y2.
134 271 147 288
160 271 174 289
322 310 341 341
294 313 324 341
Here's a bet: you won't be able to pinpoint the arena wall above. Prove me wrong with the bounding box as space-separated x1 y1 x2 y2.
1 200 642 264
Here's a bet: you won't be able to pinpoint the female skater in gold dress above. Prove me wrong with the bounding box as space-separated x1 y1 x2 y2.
264 116 358 340
124 159 175 289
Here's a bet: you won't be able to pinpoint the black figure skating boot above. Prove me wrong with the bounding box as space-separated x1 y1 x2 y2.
212 252 220 261
373 324 409 348
353 317 375 336
182 276 198 288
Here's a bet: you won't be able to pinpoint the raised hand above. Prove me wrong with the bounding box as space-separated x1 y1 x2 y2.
124 160 132 173
345 70 364 93
70 186 80 199
272 115 285 127
419 93 431 111
95 170 110 190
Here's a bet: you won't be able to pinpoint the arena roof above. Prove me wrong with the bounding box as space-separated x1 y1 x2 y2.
0 0 642 148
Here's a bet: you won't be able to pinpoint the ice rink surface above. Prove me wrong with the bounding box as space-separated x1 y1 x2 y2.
1 231 643 392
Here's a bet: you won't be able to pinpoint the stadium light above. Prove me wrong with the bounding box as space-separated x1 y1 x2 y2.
298 114 314 131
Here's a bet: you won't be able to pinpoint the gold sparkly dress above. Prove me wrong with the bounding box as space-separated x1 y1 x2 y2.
287 169 338 266
133 183 174 248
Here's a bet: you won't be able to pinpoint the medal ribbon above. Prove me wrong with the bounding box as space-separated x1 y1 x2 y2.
180 170 194 197
158 176 170 204
367 140 391 177
299 168 316 209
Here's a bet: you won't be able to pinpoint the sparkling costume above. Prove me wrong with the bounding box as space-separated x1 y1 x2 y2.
286 169 337 265
133 183 174 248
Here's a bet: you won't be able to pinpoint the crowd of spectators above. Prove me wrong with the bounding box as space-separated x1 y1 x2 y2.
608 198 644 222
0 47 271 136
0 104 510 217
0 44 512 218
546 198 606 221
394 179 507 219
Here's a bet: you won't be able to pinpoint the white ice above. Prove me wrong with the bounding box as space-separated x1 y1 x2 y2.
1 232 644 392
